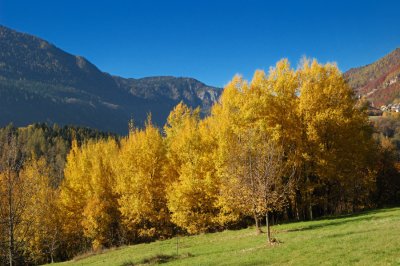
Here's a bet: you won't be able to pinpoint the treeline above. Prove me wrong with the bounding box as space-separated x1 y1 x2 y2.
0 124 116 265
1 59 400 265
371 113 400 204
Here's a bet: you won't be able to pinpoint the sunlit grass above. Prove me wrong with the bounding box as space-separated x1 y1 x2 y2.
51 207 400 266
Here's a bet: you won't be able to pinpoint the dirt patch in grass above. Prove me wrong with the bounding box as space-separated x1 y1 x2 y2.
73 247 117 261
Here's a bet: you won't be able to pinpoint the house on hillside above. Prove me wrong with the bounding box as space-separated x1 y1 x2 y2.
392 105 400 112
381 104 400 112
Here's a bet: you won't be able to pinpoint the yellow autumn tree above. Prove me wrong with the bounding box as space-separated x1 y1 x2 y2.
20 157 61 264
213 63 298 239
211 76 253 226
0 133 33 266
297 59 376 216
115 119 172 240
165 103 220 234
59 138 120 252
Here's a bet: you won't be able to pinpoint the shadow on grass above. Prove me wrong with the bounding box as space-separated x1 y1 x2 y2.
325 229 376 239
282 207 399 233
121 252 194 266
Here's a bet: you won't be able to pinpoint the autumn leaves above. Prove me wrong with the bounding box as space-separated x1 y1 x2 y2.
59 59 375 250
0 58 377 264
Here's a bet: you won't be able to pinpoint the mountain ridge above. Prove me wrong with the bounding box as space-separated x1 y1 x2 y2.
344 48 400 107
0 25 221 133
3 24 399 131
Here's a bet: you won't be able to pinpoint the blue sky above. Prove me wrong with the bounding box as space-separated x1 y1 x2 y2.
1 0 400 87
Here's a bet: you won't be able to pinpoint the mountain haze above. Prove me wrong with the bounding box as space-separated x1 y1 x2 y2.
0 25 220 133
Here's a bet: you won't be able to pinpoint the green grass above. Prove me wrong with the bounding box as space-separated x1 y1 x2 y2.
52 207 400 266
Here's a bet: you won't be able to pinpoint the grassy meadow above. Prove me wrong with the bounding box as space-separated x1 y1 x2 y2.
51 207 400 266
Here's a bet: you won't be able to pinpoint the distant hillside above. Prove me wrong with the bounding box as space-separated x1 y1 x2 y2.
0 25 221 134
344 48 400 106
113 76 219 114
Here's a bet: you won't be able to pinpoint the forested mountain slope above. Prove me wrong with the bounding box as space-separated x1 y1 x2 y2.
344 48 400 106
0 25 220 133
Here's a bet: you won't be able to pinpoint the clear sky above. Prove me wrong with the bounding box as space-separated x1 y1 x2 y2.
1 0 400 87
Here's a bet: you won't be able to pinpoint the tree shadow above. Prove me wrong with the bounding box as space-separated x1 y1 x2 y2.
121 252 194 265
282 207 399 232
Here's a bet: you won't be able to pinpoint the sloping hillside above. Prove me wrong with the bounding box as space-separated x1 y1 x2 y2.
0 25 221 133
51 208 400 266
344 48 400 106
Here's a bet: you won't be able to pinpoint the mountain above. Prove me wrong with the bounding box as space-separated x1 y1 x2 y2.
344 48 400 107
0 25 221 134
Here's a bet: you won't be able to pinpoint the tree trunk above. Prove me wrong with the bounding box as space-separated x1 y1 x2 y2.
266 211 271 244
295 191 301 221
323 198 328 216
8 171 14 266
254 214 261 235
295 204 300 221
176 234 179 256
8 229 13 266
309 203 313 221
